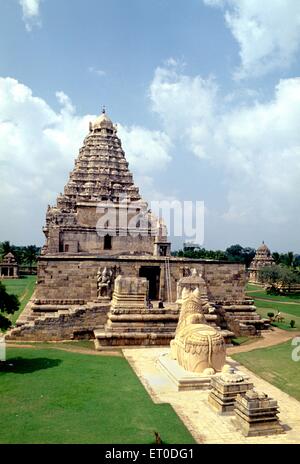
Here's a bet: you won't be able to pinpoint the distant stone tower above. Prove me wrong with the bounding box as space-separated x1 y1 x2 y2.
249 242 275 283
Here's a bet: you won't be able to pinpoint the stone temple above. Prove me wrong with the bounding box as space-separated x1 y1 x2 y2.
249 242 275 283
8 110 265 344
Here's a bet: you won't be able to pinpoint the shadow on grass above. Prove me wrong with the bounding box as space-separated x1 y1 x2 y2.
0 357 62 374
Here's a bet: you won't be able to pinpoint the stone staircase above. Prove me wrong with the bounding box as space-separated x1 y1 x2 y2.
6 297 109 341
218 299 269 336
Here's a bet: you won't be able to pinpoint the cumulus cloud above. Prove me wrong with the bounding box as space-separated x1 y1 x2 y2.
150 63 218 157
148 62 300 231
203 0 300 78
0 77 172 244
118 124 171 174
19 0 42 31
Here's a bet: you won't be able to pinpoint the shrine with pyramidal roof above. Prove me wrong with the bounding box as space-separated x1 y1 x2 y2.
7 110 268 345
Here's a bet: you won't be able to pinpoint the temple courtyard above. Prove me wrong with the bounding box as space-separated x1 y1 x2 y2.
1 328 300 444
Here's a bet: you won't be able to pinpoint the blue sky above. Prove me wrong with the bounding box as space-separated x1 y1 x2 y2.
1 0 300 252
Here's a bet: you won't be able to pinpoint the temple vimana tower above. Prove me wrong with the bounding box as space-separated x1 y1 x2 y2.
249 242 275 283
8 110 266 345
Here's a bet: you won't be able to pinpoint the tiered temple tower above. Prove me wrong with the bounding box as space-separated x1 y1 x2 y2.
249 242 275 283
42 109 170 258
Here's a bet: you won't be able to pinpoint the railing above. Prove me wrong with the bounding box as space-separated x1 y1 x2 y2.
165 257 172 302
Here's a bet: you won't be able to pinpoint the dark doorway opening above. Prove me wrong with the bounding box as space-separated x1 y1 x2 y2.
139 266 160 300
104 234 112 250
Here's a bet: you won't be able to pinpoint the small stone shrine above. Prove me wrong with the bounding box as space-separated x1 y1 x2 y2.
0 252 19 279
249 242 275 283
233 389 285 437
208 367 254 414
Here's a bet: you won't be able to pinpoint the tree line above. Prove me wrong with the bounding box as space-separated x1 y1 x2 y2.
173 244 300 269
259 266 300 293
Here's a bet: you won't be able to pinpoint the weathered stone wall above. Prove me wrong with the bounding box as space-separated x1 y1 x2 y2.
7 304 108 341
61 229 155 255
36 256 247 304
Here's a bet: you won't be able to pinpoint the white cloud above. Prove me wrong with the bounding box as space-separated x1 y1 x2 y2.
0 77 93 243
150 64 217 156
118 124 171 174
19 0 42 31
88 67 106 77
203 0 300 78
0 77 172 244
148 62 300 232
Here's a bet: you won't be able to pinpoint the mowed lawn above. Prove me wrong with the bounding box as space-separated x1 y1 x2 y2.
0 347 195 444
246 284 300 330
247 286 300 303
2 276 36 324
232 341 300 402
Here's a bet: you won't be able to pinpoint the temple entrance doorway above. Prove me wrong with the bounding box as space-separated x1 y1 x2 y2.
139 266 160 300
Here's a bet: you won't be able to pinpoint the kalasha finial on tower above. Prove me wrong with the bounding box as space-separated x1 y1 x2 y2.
102 105 106 114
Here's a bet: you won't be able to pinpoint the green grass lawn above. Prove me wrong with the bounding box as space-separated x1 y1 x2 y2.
254 299 300 318
245 282 300 331
254 303 300 330
0 347 195 444
2 276 36 324
246 285 300 330
246 283 263 291
232 341 300 401
231 336 259 346
247 290 300 303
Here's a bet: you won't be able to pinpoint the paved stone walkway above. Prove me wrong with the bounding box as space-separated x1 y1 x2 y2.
123 347 300 444
227 327 300 355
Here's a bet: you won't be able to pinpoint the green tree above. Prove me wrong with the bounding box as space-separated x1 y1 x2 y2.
242 247 256 267
284 252 294 267
0 282 20 330
259 265 300 293
23 245 40 272
258 265 282 288
0 241 11 258
272 252 280 264
226 244 244 261
280 267 300 293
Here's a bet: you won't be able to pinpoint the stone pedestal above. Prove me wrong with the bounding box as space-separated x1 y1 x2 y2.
94 276 179 347
157 351 216 391
208 367 253 414
232 390 285 437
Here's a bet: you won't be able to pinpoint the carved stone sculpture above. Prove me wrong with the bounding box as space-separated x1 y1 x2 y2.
97 267 112 298
170 288 226 373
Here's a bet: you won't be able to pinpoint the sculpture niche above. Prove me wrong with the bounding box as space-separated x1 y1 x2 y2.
170 288 226 374
97 267 113 299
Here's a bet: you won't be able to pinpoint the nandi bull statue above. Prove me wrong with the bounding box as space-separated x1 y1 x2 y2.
170 288 226 374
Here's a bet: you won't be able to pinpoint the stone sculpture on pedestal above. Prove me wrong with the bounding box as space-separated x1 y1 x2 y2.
97 267 113 299
170 288 226 374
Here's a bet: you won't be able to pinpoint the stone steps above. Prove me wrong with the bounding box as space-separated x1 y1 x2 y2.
5 304 102 341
